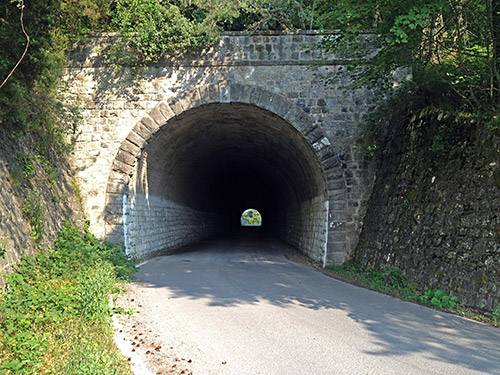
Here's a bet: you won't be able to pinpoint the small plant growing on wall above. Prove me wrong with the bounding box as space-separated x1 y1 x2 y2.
15 153 35 179
22 190 44 244
419 289 459 310
493 303 500 324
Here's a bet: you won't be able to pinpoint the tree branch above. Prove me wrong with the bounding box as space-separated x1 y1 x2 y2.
0 0 29 90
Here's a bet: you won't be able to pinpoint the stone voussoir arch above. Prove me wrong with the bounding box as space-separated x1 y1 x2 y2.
104 82 347 261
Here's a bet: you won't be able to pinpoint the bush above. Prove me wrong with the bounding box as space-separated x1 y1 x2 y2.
419 289 459 310
492 303 500 324
0 223 135 375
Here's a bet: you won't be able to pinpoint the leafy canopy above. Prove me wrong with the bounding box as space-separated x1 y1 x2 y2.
111 0 323 62
1 0 322 133
3 0 497 135
316 0 500 117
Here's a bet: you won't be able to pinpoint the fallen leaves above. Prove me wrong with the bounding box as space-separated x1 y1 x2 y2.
116 285 195 375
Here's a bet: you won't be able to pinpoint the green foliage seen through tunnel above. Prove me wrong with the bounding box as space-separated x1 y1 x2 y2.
241 208 262 226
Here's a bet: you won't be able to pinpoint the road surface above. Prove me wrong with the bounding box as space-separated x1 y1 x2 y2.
116 232 500 375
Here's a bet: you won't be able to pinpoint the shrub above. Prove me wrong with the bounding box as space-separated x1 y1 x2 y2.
0 223 135 374
492 303 500 324
419 289 459 310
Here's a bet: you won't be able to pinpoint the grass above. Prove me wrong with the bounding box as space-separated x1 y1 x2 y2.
0 222 136 375
327 262 420 300
325 261 499 326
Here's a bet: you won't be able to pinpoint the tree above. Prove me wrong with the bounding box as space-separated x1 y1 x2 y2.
0 0 110 133
1 0 323 135
317 0 500 117
111 0 324 63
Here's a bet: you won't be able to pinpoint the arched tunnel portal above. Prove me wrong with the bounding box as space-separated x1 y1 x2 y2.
105 85 341 263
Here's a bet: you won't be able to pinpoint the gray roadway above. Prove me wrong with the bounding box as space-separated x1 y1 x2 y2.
130 232 500 375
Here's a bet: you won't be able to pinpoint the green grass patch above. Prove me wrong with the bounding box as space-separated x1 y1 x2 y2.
492 304 500 324
327 262 461 309
327 262 500 325
0 222 136 375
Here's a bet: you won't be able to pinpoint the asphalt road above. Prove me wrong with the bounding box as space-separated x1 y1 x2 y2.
124 232 500 375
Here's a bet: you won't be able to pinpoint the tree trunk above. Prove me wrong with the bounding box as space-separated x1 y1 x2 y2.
492 0 500 107
309 0 317 30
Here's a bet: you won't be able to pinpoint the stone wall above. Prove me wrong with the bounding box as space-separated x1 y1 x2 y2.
0 156 35 279
280 196 329 263
0 132 85 283
355 108 500 312
123 193 222 258
63 31 376 263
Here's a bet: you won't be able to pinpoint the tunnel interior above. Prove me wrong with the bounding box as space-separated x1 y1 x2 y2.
125 102 328 259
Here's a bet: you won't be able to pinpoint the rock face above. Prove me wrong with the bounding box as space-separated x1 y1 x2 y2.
355 107 500 312
0 150 35 280
0 132 85 284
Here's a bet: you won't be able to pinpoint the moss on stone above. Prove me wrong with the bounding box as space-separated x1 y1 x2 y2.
492 170 500 188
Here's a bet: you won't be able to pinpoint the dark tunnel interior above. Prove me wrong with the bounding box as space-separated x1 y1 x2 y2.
130 102 327 256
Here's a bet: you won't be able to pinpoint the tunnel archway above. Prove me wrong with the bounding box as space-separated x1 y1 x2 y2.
105 83 342 263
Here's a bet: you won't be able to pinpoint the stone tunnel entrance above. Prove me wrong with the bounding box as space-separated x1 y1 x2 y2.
104 84 344 264
120 102 328 260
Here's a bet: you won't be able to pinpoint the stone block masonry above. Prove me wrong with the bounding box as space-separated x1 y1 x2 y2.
0 133 86 284
62 30 500 314
122 193 222 259
355 109 500 312
63 31 376 264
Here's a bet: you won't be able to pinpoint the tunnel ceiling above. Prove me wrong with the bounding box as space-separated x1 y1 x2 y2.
137 102 326 219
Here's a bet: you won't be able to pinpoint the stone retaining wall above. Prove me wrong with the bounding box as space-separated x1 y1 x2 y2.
355 109 500 312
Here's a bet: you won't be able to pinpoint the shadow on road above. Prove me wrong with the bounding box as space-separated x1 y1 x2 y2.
133 232 500 375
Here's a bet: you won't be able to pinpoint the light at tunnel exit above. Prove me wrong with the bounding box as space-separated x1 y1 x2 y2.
241 209 262 227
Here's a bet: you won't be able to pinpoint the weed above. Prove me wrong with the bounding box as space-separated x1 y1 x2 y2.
419 289 459 310
112 306 135 315
327 263 455 311
32 153 59 189
22 190 44 244
41 318 130 374
15 153 35 179
10 152 60 195
327 260 362 280
354 119 385 157
0 223 135 374
493 303 500 324
77 262 116 318
330 262 414 294
381 265 410 290
0 243 5 259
